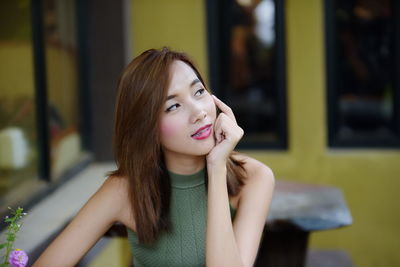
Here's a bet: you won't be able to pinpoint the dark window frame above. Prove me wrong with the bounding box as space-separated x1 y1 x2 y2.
32 0 93 181
32 0 51 181
0 0 93 228
324 0 400 148
205 0 288 150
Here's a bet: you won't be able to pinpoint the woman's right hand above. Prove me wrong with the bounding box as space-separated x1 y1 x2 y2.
206 95 244 171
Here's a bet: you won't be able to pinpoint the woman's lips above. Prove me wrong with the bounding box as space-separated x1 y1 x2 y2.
191 124 212 140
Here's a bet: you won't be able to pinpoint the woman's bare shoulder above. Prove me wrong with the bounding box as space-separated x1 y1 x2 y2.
97 175 128 205
103 174 129 195
232 153 275 185
101 175 136 230
231 153 275 227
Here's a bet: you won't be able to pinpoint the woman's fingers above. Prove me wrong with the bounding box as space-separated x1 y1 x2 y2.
213 116 220 144
213 113 243 144
214 114 224 144
208 96 244 167
212 95 237 123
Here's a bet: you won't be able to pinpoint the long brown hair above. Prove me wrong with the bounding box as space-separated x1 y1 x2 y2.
110 47 246 244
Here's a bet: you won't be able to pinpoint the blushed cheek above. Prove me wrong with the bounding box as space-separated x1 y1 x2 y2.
159 120 179 139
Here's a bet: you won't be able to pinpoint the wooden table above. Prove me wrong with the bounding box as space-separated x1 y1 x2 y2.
254 180 353 267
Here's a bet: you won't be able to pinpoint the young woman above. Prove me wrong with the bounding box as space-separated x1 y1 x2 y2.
33 48 275 267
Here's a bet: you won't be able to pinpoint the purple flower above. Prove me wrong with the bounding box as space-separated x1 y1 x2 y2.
8 249 28 267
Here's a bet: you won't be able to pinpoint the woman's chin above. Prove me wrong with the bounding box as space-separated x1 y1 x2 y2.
163 139 216 157
196 140 216 156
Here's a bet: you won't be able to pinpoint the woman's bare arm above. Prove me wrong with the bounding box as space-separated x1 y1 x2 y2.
33 176 129 267
231 156 275 267
206 156 274 267
206 96 274 266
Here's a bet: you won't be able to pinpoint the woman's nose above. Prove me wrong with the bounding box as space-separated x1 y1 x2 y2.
190 105 207 124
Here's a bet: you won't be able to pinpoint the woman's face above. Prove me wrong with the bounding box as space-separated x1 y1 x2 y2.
159 60 216 160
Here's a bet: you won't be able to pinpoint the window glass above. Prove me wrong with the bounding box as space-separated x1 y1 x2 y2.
327 0 400 147
223 0 286 148
43 0 84 177
0 0 41 213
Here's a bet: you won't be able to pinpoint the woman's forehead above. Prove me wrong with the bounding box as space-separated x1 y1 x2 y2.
167 60 200 93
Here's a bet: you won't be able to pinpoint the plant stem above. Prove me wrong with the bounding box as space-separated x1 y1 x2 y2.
1 207 25 265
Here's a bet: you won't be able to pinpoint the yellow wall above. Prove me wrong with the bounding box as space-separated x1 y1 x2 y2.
126 0 400 266
130 0 208 80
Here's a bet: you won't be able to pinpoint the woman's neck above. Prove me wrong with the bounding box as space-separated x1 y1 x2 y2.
163 152 206 175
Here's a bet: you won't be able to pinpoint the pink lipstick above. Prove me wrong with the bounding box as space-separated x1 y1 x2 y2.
191 124 212 140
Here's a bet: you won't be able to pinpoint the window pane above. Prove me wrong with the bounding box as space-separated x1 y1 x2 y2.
225 0 286 148
0 0 41 212
327 0 400 147
43 0 84 177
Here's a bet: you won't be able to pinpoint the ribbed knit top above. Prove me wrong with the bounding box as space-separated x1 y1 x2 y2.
127 169 237 267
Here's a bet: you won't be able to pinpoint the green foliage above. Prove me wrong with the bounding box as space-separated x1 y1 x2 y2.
0 207 26 266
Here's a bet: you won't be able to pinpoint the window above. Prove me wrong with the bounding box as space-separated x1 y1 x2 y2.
42 0 86 178
206 0 287 149
0 0 90 219
0 0 42 215
325 0 400 147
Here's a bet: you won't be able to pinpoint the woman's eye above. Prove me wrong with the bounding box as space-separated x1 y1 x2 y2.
195 88 205 96
166 103 180 112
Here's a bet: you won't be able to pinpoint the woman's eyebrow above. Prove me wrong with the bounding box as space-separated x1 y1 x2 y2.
166 78 202 100
190 78 201 87
166 94 177 101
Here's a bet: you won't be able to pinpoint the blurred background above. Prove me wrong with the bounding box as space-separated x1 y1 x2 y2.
0 0 399 266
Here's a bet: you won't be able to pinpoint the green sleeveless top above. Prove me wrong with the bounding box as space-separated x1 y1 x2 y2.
127 168 237 267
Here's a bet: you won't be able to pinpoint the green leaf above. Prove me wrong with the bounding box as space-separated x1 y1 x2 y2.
0 243 6 249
